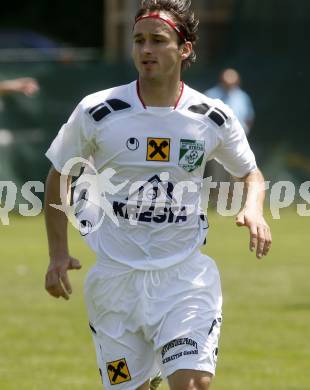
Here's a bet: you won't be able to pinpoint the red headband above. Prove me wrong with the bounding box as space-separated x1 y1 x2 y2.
134 12 186 42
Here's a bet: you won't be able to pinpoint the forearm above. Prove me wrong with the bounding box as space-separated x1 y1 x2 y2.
242 169 265 213
44 167 81 300
44 167 71 260
236 169 271 258
0 80 14 95
0 78 39 96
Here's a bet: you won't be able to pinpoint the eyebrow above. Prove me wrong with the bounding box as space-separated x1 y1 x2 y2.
133 32 167 38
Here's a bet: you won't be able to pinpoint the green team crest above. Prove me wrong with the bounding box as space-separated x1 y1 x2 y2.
178 139 205 172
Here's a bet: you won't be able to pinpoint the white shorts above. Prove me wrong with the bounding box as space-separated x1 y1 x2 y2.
84 252 222 390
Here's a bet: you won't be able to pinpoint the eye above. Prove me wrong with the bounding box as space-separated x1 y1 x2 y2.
153 37 164 43
134 37 144 44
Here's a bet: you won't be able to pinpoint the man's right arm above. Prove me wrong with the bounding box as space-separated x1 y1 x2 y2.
44 167 81 300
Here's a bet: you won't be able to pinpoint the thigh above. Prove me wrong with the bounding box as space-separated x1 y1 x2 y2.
153 254 223 379
157 314 222 380
168 369 213 390
84 267 158 389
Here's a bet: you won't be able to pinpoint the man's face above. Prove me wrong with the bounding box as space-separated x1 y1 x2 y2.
132 12 185 81
220 69 240 90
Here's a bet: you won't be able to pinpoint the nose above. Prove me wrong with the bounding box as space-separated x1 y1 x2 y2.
141 40 153 55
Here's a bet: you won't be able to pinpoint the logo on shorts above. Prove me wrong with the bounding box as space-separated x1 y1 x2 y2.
161 338 198 364
147 138 170 162
106 358 131 385
178 139 205 172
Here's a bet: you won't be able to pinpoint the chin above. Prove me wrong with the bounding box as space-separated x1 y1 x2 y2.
140 72 158 81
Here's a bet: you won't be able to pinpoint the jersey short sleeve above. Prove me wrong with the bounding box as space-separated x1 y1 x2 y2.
45 102 95 175
212 103 257 178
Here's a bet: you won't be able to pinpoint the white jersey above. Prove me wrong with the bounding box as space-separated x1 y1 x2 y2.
46 80 257 270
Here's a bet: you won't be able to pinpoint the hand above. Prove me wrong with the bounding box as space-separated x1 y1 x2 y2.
15 77 40 96
236 208 272 259
45 256 82 300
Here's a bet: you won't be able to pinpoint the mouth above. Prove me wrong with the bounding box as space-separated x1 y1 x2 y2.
142 60 157 65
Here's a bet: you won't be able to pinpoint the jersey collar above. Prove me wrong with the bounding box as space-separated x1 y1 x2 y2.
136 80 184 110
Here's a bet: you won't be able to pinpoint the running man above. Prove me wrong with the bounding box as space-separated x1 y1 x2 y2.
44 1 272 389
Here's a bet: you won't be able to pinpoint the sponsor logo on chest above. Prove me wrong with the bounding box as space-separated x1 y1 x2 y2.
146 137 171 162
126 136 205 172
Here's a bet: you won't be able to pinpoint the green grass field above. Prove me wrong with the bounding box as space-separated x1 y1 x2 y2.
0 209 309 389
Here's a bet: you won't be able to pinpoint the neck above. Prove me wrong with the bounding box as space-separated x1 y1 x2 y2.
138 76 183 108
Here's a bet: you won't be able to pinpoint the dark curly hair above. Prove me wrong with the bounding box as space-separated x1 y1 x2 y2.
135 0 199 71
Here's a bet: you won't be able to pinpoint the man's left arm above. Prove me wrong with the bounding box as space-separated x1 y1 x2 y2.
236 168 272 259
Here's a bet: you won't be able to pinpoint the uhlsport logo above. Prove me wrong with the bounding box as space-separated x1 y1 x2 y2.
126 137 139 151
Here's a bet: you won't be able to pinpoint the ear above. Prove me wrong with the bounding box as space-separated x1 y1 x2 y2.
180 41 193 60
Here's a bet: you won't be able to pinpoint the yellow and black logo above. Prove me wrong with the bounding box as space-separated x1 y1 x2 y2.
147 138 170 162
106 358 131 385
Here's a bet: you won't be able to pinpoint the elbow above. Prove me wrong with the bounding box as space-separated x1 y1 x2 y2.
238 168 264 182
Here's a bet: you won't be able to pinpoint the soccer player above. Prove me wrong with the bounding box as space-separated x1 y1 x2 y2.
44 1 272 389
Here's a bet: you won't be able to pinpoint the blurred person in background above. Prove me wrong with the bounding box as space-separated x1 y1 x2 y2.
0 77 39 175
203 69 255 186
44 1 271 389
0 77 39 97
205 68 254 136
